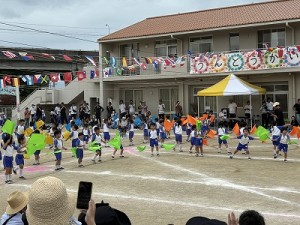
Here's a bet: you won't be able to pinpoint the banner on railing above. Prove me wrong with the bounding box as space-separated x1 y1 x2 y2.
0 86 16 96
189 47 300 74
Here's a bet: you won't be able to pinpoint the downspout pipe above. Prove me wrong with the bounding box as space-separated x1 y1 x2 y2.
170 34 183 56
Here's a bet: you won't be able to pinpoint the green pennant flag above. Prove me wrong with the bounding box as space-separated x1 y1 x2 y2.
88 141 101 151
137 146 146 152
27 134 46 156
196 120 202 131
108 132 121 150
162 143 176 151
254 126 270 141
1 119 16 135
220 134 230 140
288 140 298 145
47 150 62 155
71 147 77 157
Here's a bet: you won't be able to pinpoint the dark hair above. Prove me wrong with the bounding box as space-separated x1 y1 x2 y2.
150 122 156 127
94 127 100 132
239 210 265 225
281 127 288 132
54 130 61 137
78 132 84 137
191 125 196 130
243 128 249 132
17 134 25 144
177 120 182 126
33 129 40 134
155 118 158 122
73 125 78 130
19 119 25 123
3 134 12 145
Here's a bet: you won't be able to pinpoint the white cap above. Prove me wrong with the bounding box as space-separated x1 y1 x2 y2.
273 102 280 107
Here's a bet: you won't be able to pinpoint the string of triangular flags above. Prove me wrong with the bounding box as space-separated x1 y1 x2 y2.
0 50 97 66
0 70 100 88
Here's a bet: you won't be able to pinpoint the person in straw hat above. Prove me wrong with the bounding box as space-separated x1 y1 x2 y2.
25 176 96 225
0 190 28 225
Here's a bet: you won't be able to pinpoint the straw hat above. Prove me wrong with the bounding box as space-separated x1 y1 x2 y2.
6 191 28 214
27 176 75 225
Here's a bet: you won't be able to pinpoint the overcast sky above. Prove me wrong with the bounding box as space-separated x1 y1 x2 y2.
0 0 267 51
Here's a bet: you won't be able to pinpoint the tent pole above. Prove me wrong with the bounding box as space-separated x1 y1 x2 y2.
250 95 252 128
197 97 200 118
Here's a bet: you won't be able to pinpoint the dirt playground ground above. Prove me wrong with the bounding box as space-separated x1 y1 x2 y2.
1 130 300 225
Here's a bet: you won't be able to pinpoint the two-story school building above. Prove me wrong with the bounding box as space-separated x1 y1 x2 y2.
91 0 300 120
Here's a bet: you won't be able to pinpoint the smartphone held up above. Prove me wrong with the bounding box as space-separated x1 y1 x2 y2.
76 181 93 209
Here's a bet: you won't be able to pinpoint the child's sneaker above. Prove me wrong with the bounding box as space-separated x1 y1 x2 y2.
273 154 278 159
119 155 124 158
229 155 233 159
248 157 251 160
151 154 154 157
78 164 84 167
284 159 287 162
227 151 232 155
111 155 115 159
92 159 96 163
98 159 102 162
195 153 199 157
189 150 193 154
19 176 26 179
156 153 160 157
13 169 17 174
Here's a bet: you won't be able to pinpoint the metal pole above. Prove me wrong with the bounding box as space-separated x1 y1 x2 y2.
105 24 111 34
250 95 252 128
16 85 20 120
197 97 200 118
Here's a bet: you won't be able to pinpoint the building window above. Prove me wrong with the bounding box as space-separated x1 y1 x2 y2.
120 43 139 58
120 90 143 112
191 87 216 115
159 88 178 115
189 36 213 54
230 33 240 51
258 28 285 48
155 40 177 57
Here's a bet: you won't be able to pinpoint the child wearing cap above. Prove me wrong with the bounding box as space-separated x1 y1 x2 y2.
54 130 67 171
273 127 290 162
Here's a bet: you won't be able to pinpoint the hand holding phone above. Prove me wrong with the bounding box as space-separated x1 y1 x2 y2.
76 181 93 209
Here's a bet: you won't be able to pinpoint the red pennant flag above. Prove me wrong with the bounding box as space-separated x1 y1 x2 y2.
41 53 55 60
63 72 72 82
296 46 300 52
50 73 59 82
76 71 86 81
63 54 72 61
3 75 11 85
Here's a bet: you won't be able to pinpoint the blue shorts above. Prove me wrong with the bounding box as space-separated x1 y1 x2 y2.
278 143 288 153
76 148 83 159
186 129 191 136
72 138 78 147
103 132 110 141
272 135 280 146
150 138 158 147
144 129 149 137
218 136 228 145
0 151 2 160
129 131 134 139
156 129 159 136
55 152 62 161
190 137 196 146
195 138 203 147
3 156 13 168
34 150 41 156
237 143 248 150
15 154 24 165
83 135 89 142
160 132 166 140
175 134 182 143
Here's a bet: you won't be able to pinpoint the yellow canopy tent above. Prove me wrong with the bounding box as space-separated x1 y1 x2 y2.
197 74 266 126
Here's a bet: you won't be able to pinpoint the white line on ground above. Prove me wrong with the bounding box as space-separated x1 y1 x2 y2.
10 183 300 219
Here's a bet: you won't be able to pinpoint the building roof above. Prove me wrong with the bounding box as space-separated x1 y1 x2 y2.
99 0 300 42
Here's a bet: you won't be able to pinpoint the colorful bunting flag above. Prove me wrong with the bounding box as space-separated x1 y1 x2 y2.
90 70 95 79
26 75 34 85
0 79 6 88
33 74 42 84
85 56 97 66
50 73 59 82
64 72 73 82
77 71 86 81
12 78 20 87
41 75 48 84
122 57 128 67
3 76 11 85
41 53 55 60
63 54 72 61
2 51 17 59
19 52 34 61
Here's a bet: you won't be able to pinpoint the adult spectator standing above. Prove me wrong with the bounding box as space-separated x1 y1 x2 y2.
128 100 135 119
271 102 285 126
244 100 252 119
137 101 143 118
293 98 300 123
24 107 30 128
94 102 104 125
85 103 91 121
106 102 114 119
228 99 237 118
141 101 148 119
54 103 61 124
175 101 183 118
60 102 68 125
29 104 36 122
35 104 42 121
266 97 274 126
0 190 28 225
70 103 77 120
119 100 127 119
260 100 268 128
158 99 165 120
79 104 86 122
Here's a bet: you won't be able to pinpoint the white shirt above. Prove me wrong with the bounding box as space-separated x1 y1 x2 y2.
218 128 226 136
143 123 148 130
175 125 182 135
238 135 253 145
55 106 61 115
129 124 134 132
158 104 165 114
119 104 126 113
92 125 98 134
150 130 157 139
244 104 252 114
190 130 196 138
103 124 109 132
30 106 36 114
85 105 90 114
266 102 273 111
228 102 237 114
92 133 102 143
1 212 24 225
16 125 25 135
271 126 281 136
3 145 15 157
279 134 289 144
83 128 90 136
71 131 78 139
71 106 77 114
239 127 245 135
129 104 135 114
54 139 63 149
156 122 160 129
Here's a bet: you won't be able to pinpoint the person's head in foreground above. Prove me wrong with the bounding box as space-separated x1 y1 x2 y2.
186 216 226 225
239 210 265 225
26 176 76 225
